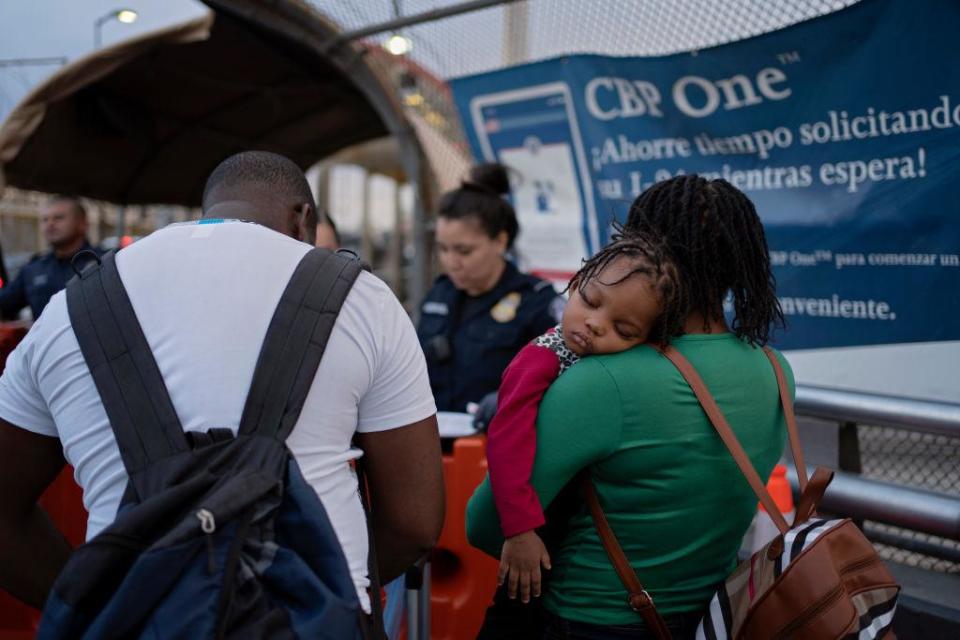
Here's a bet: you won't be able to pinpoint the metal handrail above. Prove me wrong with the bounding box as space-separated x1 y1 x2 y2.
786 467 960 541
788 385 960 542
794 385 960 437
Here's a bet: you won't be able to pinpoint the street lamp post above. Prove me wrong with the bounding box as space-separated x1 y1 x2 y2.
91 8 138 243
93 9 138 49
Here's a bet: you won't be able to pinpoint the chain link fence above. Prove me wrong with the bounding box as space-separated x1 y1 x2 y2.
318 0 860 77
310 0 861 173
859 426 960 573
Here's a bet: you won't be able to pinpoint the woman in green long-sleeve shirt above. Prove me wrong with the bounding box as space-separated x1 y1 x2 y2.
466 176 794 639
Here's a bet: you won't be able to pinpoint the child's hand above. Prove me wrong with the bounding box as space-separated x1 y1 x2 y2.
498 530 551 603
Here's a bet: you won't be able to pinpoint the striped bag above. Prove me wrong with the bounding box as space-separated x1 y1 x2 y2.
583 346 899 640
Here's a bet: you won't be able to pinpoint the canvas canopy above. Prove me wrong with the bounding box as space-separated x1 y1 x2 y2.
0 1 424 207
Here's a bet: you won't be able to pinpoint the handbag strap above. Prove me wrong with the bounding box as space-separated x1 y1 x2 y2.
762 347 808 490
582 343 809 637
659 345 806 532
581 475 674 639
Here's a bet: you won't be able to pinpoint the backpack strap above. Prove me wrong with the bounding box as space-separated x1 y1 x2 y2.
762 347 808 491
658 346 792 533
66 251 189 474
237 248 376 632
580 475 674 640
237 248 361 441
356 458 387 640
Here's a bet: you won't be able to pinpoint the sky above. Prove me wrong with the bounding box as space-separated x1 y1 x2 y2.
0 1 853 121
0 0 208 117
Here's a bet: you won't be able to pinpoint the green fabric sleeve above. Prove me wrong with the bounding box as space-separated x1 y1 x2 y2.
466 358 623 556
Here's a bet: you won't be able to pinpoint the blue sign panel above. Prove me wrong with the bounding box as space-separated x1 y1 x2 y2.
451 0 960 349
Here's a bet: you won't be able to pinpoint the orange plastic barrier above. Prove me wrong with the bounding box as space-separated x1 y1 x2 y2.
428 435 499 640
759 463 795 515
0 323 28 373
741 464 797 556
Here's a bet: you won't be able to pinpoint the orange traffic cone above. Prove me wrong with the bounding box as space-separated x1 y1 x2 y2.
740 464 796 556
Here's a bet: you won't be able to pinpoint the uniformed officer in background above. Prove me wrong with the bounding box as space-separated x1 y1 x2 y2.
417 164 563 413
0 196 102 321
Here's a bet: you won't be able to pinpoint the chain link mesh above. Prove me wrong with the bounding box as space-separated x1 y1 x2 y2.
312 0 861 167
858 426 960 573
867 524 960 574
316 0 860 78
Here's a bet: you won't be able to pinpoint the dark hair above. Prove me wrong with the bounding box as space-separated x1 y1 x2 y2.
202 151 314 210
318 210 341 245
49 195 87 219
437 163 519 248
567 226 684 345
625 175 784 345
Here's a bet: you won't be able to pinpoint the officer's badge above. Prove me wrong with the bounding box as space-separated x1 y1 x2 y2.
491 292 521 323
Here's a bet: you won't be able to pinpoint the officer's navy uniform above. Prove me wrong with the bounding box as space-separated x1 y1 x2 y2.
417 261 563 413
0 241 102 320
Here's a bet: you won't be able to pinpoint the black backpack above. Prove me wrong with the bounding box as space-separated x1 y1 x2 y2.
39 248 383 639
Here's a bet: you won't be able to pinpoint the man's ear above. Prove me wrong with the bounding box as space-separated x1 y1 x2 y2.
292 202 317 244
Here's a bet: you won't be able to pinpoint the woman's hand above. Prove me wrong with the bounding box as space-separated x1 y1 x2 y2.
498 530 552 603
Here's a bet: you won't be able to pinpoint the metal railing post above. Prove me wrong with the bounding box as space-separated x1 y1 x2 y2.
837 420 863 529
404 562 422 639
404 559 430 640
418 561 431 640
837 421 862 474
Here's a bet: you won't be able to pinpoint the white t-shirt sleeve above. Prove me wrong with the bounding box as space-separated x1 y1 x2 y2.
356 282 436 433
0 316 58 437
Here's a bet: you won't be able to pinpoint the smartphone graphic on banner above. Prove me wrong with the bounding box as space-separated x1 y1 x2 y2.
470 82 599 276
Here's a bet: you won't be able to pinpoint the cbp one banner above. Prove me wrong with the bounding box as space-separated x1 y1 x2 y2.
450 0 960 350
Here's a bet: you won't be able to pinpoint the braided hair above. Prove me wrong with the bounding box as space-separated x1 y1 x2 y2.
567 226 685 345
625 175 784 345
437 163 519 248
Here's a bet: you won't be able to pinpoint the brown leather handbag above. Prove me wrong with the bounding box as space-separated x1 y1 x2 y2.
582 346 899 639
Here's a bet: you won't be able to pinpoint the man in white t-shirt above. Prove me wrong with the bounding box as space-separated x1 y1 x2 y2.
0 151 444 613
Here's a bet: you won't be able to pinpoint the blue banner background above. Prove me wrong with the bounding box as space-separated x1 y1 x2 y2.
450 0 960 350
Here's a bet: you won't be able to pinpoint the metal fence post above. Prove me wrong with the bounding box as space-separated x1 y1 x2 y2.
837 420 862 474
837 420 863 529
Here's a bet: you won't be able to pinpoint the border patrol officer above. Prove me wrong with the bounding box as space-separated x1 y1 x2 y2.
0 197 102 320
417 164 564 412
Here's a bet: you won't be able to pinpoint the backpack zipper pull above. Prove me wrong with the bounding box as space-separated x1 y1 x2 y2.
196 508 217 573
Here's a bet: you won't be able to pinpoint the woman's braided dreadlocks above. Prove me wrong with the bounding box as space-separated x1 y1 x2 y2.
625 175 784 345
566 226 686 346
